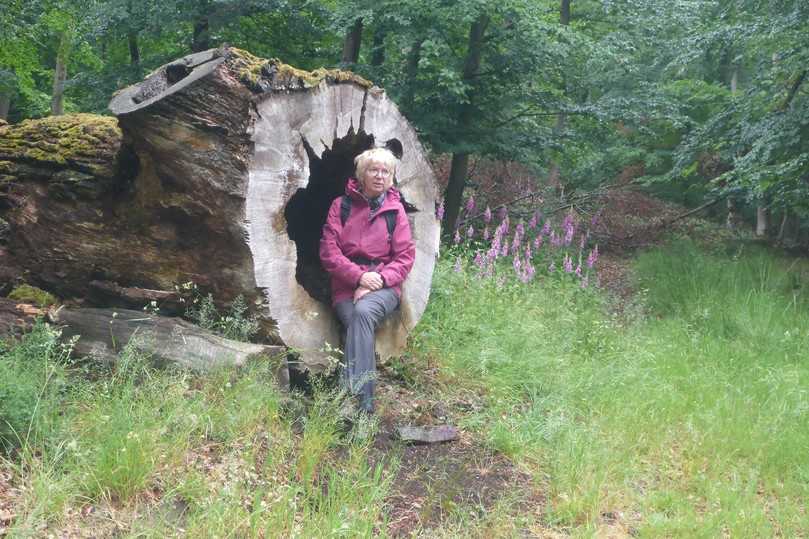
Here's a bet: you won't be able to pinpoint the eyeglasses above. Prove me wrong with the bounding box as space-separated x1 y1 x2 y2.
368 167 391 178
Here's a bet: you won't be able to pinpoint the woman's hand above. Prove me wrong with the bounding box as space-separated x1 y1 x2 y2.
353 286 372 303
359 271 384 291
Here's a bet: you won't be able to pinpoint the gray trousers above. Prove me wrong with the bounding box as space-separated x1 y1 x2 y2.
334 288 399 413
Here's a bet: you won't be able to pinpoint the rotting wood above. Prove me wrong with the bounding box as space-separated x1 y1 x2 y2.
48 306 289 387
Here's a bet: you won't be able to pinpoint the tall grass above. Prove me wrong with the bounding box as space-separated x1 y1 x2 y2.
3 329 394 537
415 239 809 536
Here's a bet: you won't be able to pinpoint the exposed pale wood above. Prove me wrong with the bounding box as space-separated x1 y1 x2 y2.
48 306 289 385
396 425 459 444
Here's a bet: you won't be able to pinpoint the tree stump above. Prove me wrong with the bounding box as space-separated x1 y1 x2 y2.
1 47 441 371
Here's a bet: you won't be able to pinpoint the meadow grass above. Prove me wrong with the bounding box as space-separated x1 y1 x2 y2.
414 238 809 537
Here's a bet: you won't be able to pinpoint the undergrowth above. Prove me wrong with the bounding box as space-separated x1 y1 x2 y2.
414 238 809 536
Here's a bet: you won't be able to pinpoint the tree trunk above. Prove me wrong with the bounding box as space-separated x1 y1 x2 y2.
192 2 211 54
370 27 386 67
51 33 68 116
756 204 768 238
1 47 441 372
0 94 9 121
560 0 571 25
128 30 141 67
443 15 489 234
402 38 423 112
341 18 363 64
548 0 570 197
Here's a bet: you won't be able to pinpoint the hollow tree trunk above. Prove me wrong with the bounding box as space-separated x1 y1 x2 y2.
0 47 441 372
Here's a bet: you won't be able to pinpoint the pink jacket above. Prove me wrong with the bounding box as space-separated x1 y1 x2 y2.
319 178 416 306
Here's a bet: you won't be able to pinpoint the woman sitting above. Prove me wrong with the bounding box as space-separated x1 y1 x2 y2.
319 148 415 414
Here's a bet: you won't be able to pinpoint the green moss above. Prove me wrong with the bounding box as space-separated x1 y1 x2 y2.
228 48 373 92
0 114 121 177
7 284 59 308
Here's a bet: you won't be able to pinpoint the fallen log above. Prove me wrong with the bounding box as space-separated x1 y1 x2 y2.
0 46 441 371
0 298 44 339
48 306 289 386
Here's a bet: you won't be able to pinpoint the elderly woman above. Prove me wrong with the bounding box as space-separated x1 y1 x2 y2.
319 148 416 414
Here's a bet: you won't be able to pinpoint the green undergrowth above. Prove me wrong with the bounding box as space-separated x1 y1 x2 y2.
2 329 392 536
413 238 809 536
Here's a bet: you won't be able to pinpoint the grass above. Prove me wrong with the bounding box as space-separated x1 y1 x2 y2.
2 333 394 537
2 237 808 536
415 238 809 536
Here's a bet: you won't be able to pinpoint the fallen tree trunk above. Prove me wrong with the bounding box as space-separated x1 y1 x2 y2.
48 306 289 385
0 46 441 371
0 298 44 338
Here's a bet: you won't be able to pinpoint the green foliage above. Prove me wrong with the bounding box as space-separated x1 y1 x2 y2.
186 293 259 342
0 323 70 453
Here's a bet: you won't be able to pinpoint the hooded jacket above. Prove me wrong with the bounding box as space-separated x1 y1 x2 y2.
319 178 416 306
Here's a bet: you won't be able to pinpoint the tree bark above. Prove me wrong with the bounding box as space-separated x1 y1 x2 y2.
560 0 571 25
0 95 9 121
402 38 423 112
51 32 68 116
341 18 363 64
128 30 141 67
1 47 441 372
443 14 489 234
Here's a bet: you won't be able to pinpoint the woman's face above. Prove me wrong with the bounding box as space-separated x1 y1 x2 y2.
360 160 392 198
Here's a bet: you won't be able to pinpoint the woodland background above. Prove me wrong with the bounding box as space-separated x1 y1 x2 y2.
2 0 808 240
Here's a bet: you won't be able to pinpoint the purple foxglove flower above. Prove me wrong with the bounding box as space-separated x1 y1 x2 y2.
467 225 474 239
541 221 551 236
575 263 582 277
533 236 543 250
474 250 484 268
516 222 525 238
497 206 508 221
525 243 532 260
453 229 461 245
550 231 563 248
579 233 586 251
454 256 462 272
500 239 509 258
465 196 475 214
483 206 492 223
483 226 490 241
586 245 599 268
524 261 536 282
563 254 574 273
436 199 445 220
528 211 538 230
513 255 521 274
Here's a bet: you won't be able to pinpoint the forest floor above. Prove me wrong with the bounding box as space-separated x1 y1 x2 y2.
368 187 699 537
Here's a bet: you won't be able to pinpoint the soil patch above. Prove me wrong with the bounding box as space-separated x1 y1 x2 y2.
373 367 539 536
